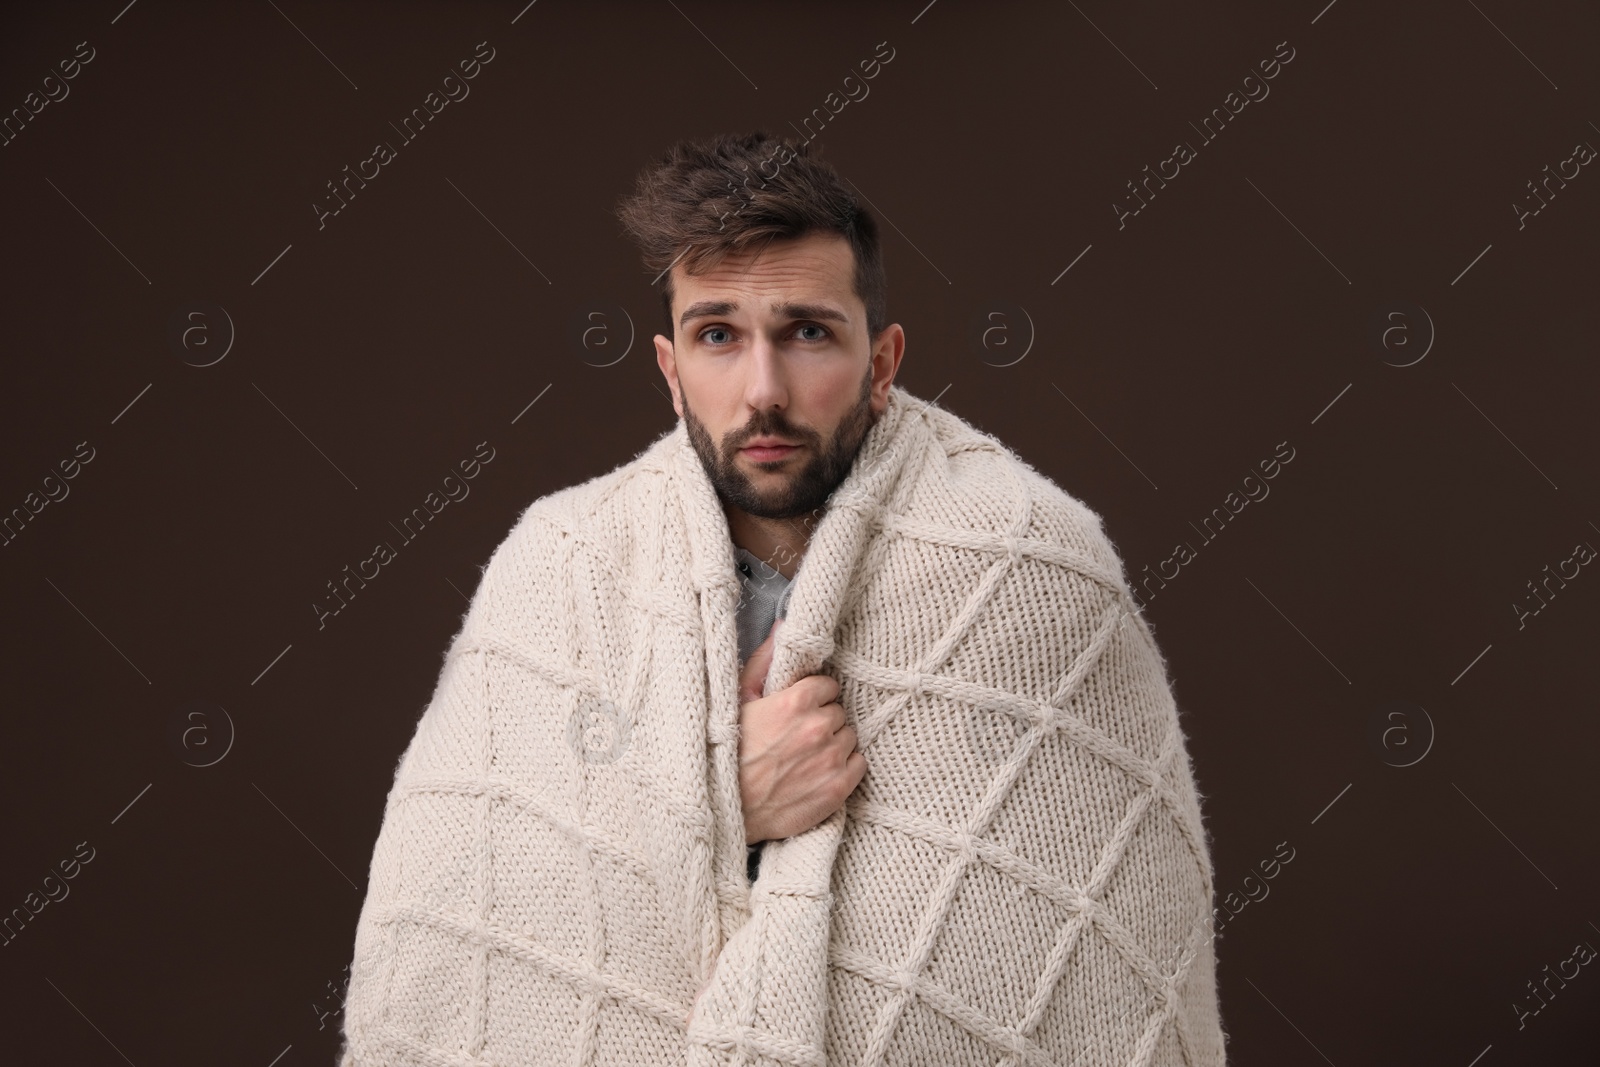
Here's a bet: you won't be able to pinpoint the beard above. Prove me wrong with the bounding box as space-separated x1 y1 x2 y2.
681 367 878 521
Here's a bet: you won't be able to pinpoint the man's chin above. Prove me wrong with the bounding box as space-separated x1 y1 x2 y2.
730 478 824 520
744 485 802 513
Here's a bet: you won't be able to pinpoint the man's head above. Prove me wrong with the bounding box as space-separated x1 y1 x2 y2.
615 132 905 521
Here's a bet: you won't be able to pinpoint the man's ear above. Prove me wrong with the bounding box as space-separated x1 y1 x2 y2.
654 333 683 417
869 323 905 413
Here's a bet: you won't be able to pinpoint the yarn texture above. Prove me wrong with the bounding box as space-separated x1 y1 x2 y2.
337 385 1226 1066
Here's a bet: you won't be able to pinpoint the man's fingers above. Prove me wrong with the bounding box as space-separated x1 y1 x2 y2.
818 700 847 735
796 671 841 708
828 750 867 813
843 750 867 789
737 618 782 703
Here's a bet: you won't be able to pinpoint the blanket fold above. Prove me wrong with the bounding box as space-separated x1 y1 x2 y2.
338 385 1226 1067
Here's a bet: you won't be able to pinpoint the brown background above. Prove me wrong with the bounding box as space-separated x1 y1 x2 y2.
1 1 1596 1064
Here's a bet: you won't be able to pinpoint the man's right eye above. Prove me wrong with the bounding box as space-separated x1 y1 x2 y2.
701 327 733 345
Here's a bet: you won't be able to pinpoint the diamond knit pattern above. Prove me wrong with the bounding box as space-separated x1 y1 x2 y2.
338 386 1226 1067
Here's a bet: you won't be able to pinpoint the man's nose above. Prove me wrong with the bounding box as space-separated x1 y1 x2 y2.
744 332 789 411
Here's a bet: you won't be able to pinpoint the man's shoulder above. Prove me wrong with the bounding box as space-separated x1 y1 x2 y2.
458 422 683 635
917 403 1127 590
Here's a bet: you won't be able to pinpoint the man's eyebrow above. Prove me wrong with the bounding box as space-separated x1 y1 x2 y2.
775 302 849 325
678 300 850 331
679 300 736 330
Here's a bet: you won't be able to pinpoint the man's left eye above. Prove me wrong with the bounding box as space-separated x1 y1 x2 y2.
796 324 828 340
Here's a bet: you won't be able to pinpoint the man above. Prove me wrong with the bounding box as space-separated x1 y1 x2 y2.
338 132 1226 1066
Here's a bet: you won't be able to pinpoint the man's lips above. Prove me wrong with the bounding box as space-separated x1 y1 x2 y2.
740 442 801 461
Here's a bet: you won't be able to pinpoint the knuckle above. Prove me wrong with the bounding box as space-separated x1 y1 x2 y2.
803 718 834 746
802 673 839 700
775 693 808 723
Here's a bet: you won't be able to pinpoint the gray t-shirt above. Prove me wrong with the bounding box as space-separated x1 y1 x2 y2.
734 546 793 881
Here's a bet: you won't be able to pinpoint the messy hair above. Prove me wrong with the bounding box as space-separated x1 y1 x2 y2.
615 130 887 343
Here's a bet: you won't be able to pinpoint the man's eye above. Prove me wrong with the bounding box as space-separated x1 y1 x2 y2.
796 324 829 341
702 327 732 345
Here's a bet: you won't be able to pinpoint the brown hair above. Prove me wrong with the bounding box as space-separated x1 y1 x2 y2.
615 130 887 343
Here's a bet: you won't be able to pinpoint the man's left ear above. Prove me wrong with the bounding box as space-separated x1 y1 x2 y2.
869 324 904 411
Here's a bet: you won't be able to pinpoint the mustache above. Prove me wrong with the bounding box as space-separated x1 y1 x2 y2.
724 415 821 455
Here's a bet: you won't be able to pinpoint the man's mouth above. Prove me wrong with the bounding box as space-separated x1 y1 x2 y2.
740 442 800 462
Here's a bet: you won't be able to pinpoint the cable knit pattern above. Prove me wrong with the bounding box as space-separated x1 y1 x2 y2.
337 385 1226 1067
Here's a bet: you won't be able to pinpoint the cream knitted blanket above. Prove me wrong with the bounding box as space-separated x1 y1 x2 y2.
337 385 1226 1067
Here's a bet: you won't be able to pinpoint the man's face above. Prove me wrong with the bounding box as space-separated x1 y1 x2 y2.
654 231 903 520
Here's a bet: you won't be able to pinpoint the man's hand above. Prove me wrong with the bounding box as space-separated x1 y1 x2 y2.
738 618 867 845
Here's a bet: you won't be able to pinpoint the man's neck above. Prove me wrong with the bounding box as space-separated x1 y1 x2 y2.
725 506 819 581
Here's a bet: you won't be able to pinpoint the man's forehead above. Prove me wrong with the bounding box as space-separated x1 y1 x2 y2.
672 235 854 318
